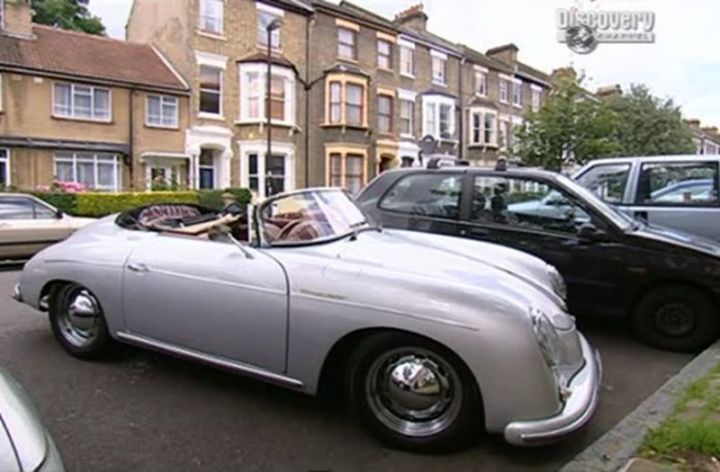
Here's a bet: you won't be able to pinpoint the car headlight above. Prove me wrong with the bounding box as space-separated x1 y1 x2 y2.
530 308 561 367
547 265 567 301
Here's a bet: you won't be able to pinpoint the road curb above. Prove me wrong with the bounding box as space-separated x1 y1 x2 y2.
560 340 720 472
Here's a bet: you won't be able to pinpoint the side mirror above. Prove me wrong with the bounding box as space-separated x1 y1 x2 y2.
577 222 609 241
55 210 64 219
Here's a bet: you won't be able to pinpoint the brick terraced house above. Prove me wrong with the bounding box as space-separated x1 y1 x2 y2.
127 0 554 196
0 0 190 191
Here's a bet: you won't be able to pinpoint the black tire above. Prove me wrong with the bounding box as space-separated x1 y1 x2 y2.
346 332 481 452
49 283 114 359
632 285 720 352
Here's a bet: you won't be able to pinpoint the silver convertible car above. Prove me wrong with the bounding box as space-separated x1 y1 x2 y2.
13 188 600 450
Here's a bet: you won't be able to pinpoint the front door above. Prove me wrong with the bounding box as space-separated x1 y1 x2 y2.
374 171 464 237
122 235 288 372
460 174 628 315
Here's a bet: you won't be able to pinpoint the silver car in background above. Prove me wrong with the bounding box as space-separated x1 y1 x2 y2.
575 155 720 240
13 188 600 451
0 370 64 472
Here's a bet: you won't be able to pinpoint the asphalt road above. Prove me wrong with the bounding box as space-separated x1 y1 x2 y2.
0 267 694 472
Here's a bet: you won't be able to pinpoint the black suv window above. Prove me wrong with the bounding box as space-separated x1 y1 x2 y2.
380 173 463 219
472 176 590 235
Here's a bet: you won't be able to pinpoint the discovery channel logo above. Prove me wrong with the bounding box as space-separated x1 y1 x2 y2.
557 7 656 54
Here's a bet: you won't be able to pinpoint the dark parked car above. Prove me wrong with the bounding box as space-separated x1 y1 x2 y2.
357 165 720 352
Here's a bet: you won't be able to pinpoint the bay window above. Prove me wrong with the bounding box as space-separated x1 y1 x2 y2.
329 152 365 195
422 95 455 140
325 76 367 127
146 95 179 128
199 0 223 35
54 152 121 191
53 83 111 121
239 63 295 125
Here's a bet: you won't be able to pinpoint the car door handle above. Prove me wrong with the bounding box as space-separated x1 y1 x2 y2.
127 263 149 273
634 211 648 222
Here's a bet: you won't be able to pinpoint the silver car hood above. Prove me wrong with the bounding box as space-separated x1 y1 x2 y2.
303 229 565 309
0 370 49 472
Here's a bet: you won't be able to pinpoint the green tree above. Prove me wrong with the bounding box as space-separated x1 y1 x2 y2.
32 0 106 36
605 85 696 156
515 78 621 171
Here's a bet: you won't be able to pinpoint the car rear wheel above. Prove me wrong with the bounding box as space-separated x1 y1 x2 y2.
632 286 719 352
49 283 113 359
346 332 481 451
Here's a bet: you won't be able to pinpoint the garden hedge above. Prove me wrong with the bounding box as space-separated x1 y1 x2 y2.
31 188 252 217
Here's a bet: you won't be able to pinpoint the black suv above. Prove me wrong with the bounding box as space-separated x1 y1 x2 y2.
357 165 720 352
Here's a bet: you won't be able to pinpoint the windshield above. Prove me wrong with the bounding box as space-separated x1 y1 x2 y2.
557 175 634 230
259 188 368 245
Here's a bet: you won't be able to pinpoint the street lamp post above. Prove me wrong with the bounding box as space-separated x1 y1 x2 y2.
265 18 283 197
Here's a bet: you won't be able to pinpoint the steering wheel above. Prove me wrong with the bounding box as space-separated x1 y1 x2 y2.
275 219 304 241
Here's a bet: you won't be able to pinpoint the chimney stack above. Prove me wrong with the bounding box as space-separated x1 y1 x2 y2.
551 67 578 83
486 44 518 67
394 4 428 31
596 85 622 98
685 119 701 130
1 0 34 38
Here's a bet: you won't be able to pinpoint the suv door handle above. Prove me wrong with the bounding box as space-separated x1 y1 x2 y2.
127 262 149 273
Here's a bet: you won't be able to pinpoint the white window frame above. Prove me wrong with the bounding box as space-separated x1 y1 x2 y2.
53 152 122 191
431 50 448 86
397 89 416 138
398 38 415 78
146 95 179 128
256 3 283 50
468 107 498 146
52 82 112 122
239 141 295 199
238 63 295 126
196 51 228 120
512 78 522 108
499 80 509 104
422 95 455 141
0 148 9 187
0 0 4 31
199 0 224 36
531 84 542 111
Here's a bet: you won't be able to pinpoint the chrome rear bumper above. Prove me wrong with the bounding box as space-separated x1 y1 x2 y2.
504 334 602 446
11 283 22 303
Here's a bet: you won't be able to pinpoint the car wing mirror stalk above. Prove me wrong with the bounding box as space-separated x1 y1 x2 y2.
227 233 255 259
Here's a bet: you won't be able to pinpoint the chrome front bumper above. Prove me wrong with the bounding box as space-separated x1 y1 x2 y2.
504 334 602 446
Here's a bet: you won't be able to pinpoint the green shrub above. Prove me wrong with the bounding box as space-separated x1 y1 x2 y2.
198 187 253 210
33 192 77 214
73 191 200 217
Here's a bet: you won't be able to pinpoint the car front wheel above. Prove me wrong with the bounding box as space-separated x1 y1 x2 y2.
632 286 720 352
346 332 481 451
49 283 113 359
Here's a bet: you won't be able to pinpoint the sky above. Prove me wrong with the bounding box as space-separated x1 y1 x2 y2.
89 0 720 127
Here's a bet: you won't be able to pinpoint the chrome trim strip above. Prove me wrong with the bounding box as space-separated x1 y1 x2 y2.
115 332 304 389
146 268 286 297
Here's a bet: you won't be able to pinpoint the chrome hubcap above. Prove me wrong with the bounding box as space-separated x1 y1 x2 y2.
653 302 696 337
59 289 101 347
366 348 460 437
